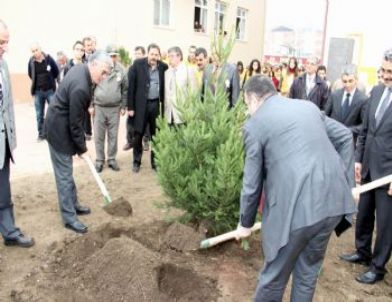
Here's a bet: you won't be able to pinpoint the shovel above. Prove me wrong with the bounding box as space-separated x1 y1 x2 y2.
200 174 392 250
81 154 112 205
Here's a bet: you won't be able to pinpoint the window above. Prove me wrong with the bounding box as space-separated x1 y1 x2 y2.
214 1 227 35
194 0 208 33
236 7 247 40
154 0 171 26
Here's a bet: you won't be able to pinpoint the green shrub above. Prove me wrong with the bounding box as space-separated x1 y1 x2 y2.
154 32 247 235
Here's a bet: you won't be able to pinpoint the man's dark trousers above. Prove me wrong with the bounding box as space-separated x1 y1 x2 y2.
0 140 21 239
133 99 159 167
48 143 78 224
355 175 392 274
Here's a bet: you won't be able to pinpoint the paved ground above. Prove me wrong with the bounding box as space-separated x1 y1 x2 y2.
11 102 131 180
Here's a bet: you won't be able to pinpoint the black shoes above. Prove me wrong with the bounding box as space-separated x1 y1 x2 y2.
75 204 91 215
96 161 120 172
356 270 384 284
4 234 35 248
65 220 88 234
108 161 120 171
339 252 371 266
132 164 140 173
95 163 103 173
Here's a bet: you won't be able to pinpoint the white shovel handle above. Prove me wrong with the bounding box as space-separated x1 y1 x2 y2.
352 174 392 196
81 154 112 204
200 222 261 249
201 174 392 250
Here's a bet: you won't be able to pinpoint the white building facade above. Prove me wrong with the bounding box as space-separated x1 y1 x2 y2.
1 0 266 102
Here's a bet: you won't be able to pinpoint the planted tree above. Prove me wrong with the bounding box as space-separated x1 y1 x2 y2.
154 31 246 235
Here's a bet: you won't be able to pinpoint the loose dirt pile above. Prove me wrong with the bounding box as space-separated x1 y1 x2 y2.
10 221 220 302
103 197 133 217
163 222 206 251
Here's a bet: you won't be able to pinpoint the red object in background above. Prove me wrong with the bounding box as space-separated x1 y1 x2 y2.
271 77 280 90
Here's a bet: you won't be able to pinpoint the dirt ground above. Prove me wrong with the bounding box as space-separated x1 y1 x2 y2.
0 103 392 301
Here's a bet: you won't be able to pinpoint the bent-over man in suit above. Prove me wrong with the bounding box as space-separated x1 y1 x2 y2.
235 75 356 301
340 49 392 284
45 51 113 234
325 64 367 144
0 19 34 248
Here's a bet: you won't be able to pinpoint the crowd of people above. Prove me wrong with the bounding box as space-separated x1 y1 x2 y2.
1 16 392 301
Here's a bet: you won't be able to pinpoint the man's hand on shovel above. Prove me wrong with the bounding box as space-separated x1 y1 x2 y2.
234 225 252 241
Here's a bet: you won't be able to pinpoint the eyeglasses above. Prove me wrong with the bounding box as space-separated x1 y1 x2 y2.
381 67 392 75
342 79 354 84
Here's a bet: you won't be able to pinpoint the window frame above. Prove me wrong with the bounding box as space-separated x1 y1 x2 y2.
236 7 248 41
153 0 171 27
214 0 227 35
194 0 208 33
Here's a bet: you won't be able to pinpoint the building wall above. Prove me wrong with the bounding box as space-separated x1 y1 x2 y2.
0 0 265 102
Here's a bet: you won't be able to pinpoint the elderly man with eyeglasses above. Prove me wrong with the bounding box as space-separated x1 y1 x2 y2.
324 64 367 144
340 48 392 284
45 50 113 234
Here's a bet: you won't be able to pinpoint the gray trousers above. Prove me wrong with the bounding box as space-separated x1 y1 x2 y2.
0 140 21 239
93 106 121 164
48 144 79 224
254 215 342 302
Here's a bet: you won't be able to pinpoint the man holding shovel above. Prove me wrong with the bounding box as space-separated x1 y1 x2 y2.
45 51 113 233
235 75 356 301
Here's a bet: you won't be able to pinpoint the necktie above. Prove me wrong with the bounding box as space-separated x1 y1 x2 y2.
341 93 350 120
375 87 392 127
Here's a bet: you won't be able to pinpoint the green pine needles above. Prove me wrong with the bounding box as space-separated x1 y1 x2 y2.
154 31 246 235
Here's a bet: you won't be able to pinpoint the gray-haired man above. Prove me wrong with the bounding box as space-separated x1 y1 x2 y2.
235 75 356 301
91 45 128 172
45 51 113 234
0 19 34 248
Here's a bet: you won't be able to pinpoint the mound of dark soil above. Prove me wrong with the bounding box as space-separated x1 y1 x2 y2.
163 222 205 252
103 197 133 217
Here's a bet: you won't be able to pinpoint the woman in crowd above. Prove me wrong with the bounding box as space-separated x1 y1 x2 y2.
280 57 298 96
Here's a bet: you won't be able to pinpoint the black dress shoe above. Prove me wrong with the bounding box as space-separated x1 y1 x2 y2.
108 161 120 171
356 270 384 284
95 163 103 173
132 164 140 173
4 234 35 248
65 221 88 234
75 204 91 215
339 252 371 266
